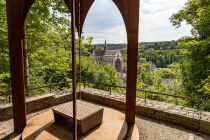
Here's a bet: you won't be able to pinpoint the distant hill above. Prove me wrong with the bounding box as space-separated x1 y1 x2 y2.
95 43 127 50
95 41 181 50
94 41 183 68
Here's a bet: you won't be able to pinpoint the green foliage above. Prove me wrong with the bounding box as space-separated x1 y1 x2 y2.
170 0 210 109
24 0 71 91
139 41 182 68
137 63 162 88
0 0 10 92
0 0 123 98
170 0 210 39
202 76 210 95
0 73 10 91
155 68 175 79
179 40 210 96
80 57 123 91
136 61 188 107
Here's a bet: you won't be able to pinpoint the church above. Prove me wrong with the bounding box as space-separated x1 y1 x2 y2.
93 41 123 73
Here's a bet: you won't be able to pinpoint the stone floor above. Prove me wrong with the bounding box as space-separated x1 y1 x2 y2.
21 107 132 140
1 106 210 140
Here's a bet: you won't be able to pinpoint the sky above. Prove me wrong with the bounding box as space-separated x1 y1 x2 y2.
82 0 192 44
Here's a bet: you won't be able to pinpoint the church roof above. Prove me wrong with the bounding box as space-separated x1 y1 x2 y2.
94 50 119 57
104 50 119 56
94 50 105 56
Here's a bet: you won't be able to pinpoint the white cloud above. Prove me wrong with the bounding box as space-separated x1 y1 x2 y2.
82 0 191 44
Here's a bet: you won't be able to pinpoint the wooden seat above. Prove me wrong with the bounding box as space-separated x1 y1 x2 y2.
52 100 104 135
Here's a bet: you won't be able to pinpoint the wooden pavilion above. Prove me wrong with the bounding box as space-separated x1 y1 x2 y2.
6 0 139 139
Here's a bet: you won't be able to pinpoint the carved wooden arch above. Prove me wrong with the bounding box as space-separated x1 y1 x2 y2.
63 0 139 39
64 0 140 125
20 0 94 37
6 0 139 134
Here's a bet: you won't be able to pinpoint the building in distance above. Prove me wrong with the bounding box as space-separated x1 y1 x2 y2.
93 41 123 73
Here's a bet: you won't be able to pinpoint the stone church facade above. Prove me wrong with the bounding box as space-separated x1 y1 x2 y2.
93 41 123 73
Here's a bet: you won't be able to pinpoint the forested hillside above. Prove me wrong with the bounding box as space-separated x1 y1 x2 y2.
139 41 184 68
96 41 183 68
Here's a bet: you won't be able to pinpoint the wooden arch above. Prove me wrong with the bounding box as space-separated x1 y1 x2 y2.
6 0 139 136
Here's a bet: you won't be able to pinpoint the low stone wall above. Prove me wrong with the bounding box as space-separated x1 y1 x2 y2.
0 91 73 120
81 88 210 136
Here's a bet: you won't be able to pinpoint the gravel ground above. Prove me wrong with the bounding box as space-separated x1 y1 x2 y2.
136 115 210 140
0 119 13 140
0 108 51 140
1 108 210 140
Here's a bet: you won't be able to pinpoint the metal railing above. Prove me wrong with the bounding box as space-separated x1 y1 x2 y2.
82 79 210 111
0 81 70 103
0 79 210 111
28 82 70 94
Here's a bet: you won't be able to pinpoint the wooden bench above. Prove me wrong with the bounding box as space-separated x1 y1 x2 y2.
52 100 104 135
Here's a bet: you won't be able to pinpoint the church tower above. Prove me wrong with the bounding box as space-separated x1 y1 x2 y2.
104 40 107 51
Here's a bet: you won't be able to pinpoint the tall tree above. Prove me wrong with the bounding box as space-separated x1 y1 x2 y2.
170 0 210 104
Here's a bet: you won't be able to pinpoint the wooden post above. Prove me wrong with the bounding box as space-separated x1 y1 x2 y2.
125 0 139 124
112 0 140 124
6 0 26 133
71 0 77 139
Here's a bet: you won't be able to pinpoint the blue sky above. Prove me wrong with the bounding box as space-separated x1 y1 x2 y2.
82 0 192 44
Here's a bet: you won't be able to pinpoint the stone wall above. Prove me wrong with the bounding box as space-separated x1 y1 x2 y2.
81 88 210 136
0 91 73 120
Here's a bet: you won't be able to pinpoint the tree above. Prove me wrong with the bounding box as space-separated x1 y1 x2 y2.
179 40 210 96
0 0 10 91
24 0 72 90
170 0 210 39
170 0 210 107
79 56 123 91
137 63 155 87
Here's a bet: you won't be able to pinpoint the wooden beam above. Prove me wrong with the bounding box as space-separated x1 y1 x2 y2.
64 0 94 37
6 0 26 133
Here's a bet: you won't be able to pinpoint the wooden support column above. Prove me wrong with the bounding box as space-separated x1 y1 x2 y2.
113 0 140 124
70 0 77 139
125 0 139 124
6 0 26 133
